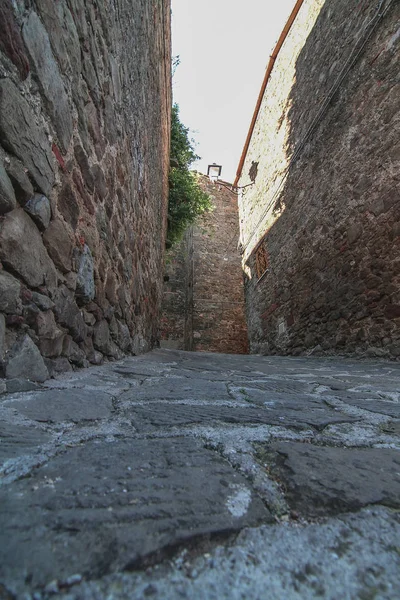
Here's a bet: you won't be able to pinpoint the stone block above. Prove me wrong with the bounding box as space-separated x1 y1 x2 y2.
31 291 54 311
0 79 54 196
72 169 94 215
269 442 400 517
22 11 73 153
23 193 51 230
36 309 63 339
0 161 17 214
39 334 65 359
92 164 107 200
93 319 111 355
0 437 270 590
116 319 131 352
34 0 80 75
4 156 34 205
44 356 72 377
347 223 363 245
57 182 80 231
0 270 22 315
66 0 88 41
76 245 95 303
0 208 57 289
109 55 122 104
82 309 96 326
0 313 5 359
82 52 101 107
6 378 41 393
53 285 87 343
43 219 74 273
62 335 86 366
85 100 105 159
104 95 117 144
0 0 30 79
6 388 113 423
5 334 49 382
74 145 94 193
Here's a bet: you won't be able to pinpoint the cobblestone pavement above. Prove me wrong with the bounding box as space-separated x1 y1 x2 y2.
1 349 400 599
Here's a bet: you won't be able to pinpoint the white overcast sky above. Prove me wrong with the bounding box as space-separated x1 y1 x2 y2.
171 0 296 184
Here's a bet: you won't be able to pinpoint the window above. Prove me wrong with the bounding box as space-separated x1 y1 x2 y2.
254 242 269 280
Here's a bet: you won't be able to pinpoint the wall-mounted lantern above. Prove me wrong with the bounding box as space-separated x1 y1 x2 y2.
207 163 222 181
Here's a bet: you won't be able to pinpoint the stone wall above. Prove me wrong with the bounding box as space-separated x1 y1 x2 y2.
237 0 399 358
0 0 171 383
160 174 249 354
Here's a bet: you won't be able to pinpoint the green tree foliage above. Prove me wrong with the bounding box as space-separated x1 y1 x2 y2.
167 104 212 245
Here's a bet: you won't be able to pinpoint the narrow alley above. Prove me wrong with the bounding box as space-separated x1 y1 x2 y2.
1 349 399 599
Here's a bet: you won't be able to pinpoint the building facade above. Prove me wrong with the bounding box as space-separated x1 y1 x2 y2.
160 174 248 354
0 0 171 381
236 0 399 357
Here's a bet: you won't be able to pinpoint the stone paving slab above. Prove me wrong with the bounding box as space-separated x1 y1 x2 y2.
268 442 400 517
3 389 114 423
126 401 358 432
0 421 52 461
337 396 400 418
0 437 270 594
0 348 399 598
53 507 400 600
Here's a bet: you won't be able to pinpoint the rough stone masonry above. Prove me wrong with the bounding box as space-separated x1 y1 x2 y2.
0 349 399 598
237 0 400 358
160 174 248 354
0 0 171 386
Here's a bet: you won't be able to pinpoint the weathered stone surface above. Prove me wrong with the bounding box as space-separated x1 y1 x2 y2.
0 0 171 385
237 0 400 358
0 0 30 79
0 437 270 590
161 175 248 353
340 396 400 419
104 95 117 144
0 350 399 598
22 11 73 152
31 291 54 311
76 244 95 303
4 156 34 205
0 208 57 289
0 422 51 463
269 442 400 517
0 79 54 195
34 0 80 75
93 319 111 355
6 378 41 393
92 164 107 200
36 310 64 358
116 319 131 352
53 286 86 343
43 219 74 273
0 270 22 314
5 334 49 382
62 335 87 366
57 182 80 231
5 388 113 423
0 161 17 214
74 145 94 193
44 356 73 377
23 193 51 230
45 507 400 600
0 313 5 358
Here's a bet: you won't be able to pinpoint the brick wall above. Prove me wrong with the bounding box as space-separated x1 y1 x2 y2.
0 0 171 382
160 174 248 354
237 0 399 358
